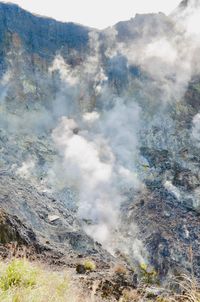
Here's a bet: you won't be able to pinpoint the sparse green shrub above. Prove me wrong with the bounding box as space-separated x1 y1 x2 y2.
0 259 37 290
139 263 157 285
0 259 71 302
83 260 96 271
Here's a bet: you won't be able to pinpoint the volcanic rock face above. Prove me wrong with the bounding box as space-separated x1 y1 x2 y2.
0 1 200 278
0 172 115 269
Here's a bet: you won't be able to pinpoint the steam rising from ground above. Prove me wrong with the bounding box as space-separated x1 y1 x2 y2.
16 159 36 180
50 99 143 252
47 2 200 256
1 0 200 262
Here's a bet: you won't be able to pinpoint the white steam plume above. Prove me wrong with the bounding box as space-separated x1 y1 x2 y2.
50 96 144 253
2 0 200 265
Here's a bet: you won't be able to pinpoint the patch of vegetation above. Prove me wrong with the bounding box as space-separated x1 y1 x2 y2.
83 260 96 271
0 259 37 290
0 259 70 302
139 263 158 285
0 259 200 302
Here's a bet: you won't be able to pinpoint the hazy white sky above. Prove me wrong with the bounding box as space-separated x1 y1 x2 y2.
8 0 181 29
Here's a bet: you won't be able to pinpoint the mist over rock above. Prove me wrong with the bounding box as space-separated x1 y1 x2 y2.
0 0 200 279
178 0 200 8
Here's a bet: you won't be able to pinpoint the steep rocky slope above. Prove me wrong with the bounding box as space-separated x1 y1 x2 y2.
0 0 200 284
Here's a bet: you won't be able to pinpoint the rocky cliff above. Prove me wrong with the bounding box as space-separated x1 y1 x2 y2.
0 0 200 281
